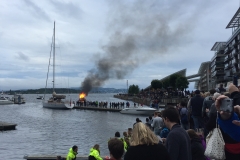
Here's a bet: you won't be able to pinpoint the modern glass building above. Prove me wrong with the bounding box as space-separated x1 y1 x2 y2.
210 42 226 88
208 7 240 88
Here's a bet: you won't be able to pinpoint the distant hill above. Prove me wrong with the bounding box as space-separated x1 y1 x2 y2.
5 87 127 94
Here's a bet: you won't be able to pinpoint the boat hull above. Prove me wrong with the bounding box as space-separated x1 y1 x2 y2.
42 101 74 109
120 107 156 115
0 101 14 105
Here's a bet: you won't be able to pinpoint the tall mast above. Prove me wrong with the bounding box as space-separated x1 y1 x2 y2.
53 21 55 92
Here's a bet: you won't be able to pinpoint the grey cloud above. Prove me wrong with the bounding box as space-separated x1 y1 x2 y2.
16 52 29 61
49 0 83 19
80 0 217 94
23 0 50 22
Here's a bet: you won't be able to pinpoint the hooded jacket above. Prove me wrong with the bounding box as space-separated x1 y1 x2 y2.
190 137 205 160
89 148 103 160
67 148 77 160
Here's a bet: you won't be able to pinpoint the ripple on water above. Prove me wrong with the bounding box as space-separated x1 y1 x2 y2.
0 94 147 159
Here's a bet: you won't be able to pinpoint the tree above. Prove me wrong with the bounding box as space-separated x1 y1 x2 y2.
162 78 170 89
128 84 140 94
169 74 181 89
151 79 162 89
176 76 189 91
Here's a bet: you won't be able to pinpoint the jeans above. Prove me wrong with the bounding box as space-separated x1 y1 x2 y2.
154 128 161 136
181 123 189 130
191 115 203 129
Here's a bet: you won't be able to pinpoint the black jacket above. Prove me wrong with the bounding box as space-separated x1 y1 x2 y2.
124 143 170 160
190 137 205 160
165 124 192 160
190 95 204 116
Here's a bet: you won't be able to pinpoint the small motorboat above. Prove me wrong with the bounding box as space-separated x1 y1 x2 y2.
36 96 43 100
0 97 14 105
120 106 156 115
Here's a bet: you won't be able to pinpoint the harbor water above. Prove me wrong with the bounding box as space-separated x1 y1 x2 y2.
0 93 147 159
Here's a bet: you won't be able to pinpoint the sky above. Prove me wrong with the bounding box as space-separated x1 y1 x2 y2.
0 0 239 91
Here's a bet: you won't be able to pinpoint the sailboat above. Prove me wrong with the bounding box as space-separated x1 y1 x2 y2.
42 22 74 109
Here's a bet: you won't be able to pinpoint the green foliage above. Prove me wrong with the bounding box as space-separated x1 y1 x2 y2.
160 75 189 90
176 76 189 91
128 84 140 94
151 79 162 89
162 78 170 89
169 74 182 89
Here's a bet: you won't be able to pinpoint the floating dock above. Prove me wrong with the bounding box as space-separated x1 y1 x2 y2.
0 121 17 131
74 106 121 112
23 155 100 160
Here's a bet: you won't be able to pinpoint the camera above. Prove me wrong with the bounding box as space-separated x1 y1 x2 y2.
220 98 233 113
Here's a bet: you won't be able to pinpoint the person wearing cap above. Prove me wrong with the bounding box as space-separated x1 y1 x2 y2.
187 90 204 130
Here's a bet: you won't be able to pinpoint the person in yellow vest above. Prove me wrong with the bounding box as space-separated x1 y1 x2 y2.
66 145 78 160
114 131 128 152
88 144 103 160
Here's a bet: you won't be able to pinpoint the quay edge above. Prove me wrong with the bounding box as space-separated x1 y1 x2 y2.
113 95 188 107
23 155 102 160
73 106 121 112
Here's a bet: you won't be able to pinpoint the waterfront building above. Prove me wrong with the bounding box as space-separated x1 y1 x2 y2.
186 61 211 91
210 42 226 89
208 8 240 88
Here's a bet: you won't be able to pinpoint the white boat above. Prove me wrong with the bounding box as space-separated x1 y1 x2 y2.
0 97 14 105
12 94 25 104
120 106 156 115
42 22 74 109
36 96 43 100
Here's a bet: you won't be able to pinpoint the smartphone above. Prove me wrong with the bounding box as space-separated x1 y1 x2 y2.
220 98 233 113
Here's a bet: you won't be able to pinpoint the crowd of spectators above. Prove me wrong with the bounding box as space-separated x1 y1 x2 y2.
64 83 240 160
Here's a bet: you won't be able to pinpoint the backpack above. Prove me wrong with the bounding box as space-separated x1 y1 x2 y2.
160 127 169 138
180 108 188 124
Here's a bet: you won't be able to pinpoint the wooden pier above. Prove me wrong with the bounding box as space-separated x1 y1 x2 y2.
0 121 17 131
74 106 121 112
23 155 100 160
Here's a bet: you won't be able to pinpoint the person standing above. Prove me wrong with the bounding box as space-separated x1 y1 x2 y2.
188 90 204 129
218 84 226 93
124 122 170 160
187 129 205 160
151 111 164 136
179 101 189 130
66 145 78 160
162 107 191 160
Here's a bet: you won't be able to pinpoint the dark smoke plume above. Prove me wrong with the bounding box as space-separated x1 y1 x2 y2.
81 0 211 94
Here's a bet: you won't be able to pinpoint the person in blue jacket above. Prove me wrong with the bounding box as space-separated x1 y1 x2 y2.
213 83 240 160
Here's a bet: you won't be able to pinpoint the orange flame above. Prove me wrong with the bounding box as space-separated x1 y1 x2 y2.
79 93 86 99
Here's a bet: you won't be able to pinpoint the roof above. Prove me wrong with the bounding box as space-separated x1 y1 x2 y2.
159 69 186 82
193 61 211 89
226 7 240 28
210 42 226 51
198 61 211 74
